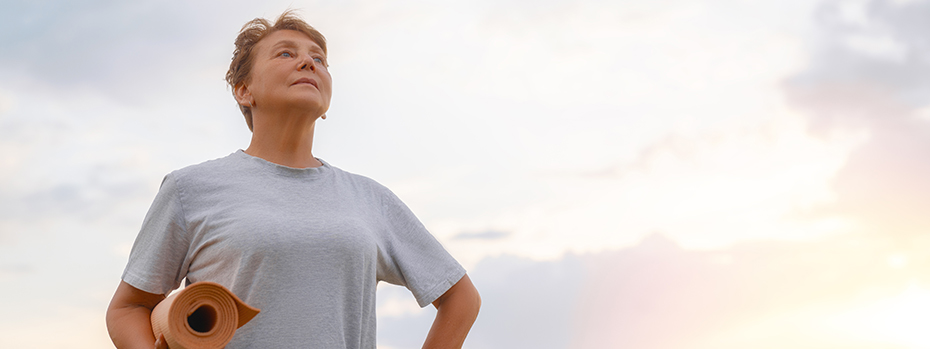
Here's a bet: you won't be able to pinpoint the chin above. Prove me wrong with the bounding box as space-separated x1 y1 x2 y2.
283 97 327 113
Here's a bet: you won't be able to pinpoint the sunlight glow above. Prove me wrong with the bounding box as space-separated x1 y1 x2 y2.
830 284 930 349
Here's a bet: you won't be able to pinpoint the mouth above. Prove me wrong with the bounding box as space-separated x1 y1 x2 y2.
292 78 318 89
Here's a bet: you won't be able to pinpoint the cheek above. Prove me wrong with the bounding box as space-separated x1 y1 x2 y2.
322 74 334 94
254 65 285 87
248 73 271 92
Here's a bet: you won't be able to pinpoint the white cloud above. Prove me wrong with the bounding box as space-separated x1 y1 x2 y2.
442 112 865 263
341 0 833 264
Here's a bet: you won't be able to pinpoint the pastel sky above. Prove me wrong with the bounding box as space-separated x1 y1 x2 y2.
1 0 929 348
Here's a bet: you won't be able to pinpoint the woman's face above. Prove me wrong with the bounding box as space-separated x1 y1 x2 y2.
242 29 332 118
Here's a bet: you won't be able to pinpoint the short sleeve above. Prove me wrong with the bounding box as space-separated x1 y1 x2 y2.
121 173 192 295
375 188 466 308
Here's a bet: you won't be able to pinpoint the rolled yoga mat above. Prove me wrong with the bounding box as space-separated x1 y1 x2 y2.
151 281 260 349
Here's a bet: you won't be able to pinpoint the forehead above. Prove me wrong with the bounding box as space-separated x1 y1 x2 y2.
258 29 323 53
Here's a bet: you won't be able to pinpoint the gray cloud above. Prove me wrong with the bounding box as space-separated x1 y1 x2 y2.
378 252 585 349
786 0 930 237
0 165 153 243
0 0 250 103
791 0 930 108
378 231 929 348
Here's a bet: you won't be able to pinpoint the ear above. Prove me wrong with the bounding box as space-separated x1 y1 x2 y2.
233 84 252 107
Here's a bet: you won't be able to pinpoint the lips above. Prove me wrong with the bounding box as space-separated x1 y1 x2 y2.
292 77 318 89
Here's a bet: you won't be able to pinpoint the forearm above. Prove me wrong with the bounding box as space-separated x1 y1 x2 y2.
107 281 165 349
106 304 158 349
422 275 481 349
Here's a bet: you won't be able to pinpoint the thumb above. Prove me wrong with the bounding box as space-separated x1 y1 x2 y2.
154 334 169 349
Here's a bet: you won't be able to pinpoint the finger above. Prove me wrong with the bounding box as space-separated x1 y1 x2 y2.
155 334 168 349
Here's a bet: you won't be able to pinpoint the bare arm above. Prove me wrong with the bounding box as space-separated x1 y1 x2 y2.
422 274 481 349
106 280 168 349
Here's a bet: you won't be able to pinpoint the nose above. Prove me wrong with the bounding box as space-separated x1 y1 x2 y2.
299 55 315 71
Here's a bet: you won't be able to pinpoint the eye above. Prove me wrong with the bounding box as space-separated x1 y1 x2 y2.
313 57 324 64
278 51 293 58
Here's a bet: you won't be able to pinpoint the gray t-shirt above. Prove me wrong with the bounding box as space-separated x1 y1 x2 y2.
122 150 466 348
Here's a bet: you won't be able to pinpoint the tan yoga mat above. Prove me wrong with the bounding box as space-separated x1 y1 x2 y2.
151 281 260 349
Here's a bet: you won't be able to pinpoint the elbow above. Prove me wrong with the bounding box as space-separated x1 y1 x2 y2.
449 281 481 324
460 281 481 322
105 294 122 334
457 274 481 318
472 288 482 318
435 274 482 320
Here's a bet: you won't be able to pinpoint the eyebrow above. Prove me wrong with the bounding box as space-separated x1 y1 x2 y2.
270 40 325 54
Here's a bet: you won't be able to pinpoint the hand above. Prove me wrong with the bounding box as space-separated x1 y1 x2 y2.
154 334 168 349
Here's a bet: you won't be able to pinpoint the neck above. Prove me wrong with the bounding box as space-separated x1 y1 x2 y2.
244 108 323 168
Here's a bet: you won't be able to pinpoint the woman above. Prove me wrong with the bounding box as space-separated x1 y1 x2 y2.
106 11 480 349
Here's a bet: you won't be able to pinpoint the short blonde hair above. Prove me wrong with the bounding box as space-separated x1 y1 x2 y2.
225 10 328 131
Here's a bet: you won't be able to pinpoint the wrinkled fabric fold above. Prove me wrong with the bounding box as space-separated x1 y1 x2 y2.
151 281 259 349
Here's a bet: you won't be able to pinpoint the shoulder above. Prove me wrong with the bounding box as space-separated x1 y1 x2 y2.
163 152 245 190
326 162 385 188
174 152 239 175
324 162 399 202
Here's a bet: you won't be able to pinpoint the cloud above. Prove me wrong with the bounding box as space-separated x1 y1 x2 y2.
0 263 33 281
792 0 930 107
376 251 585 349
0 304 113 349
785 0 930 237
368 0 855 262
577 232 930 348
451 230 510 241
377 231 930 348
0 85 169 243
0 0 266 105
6 1 929 348
434 112 863 266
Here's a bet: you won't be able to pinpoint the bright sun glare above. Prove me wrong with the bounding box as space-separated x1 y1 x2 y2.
829 283 930 348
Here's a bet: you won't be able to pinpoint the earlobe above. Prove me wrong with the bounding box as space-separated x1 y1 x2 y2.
234 84 252 107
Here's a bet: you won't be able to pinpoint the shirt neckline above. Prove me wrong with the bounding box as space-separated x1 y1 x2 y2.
233 149 332 179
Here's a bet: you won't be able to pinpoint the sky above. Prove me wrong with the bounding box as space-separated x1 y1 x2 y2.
1 0 929 348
